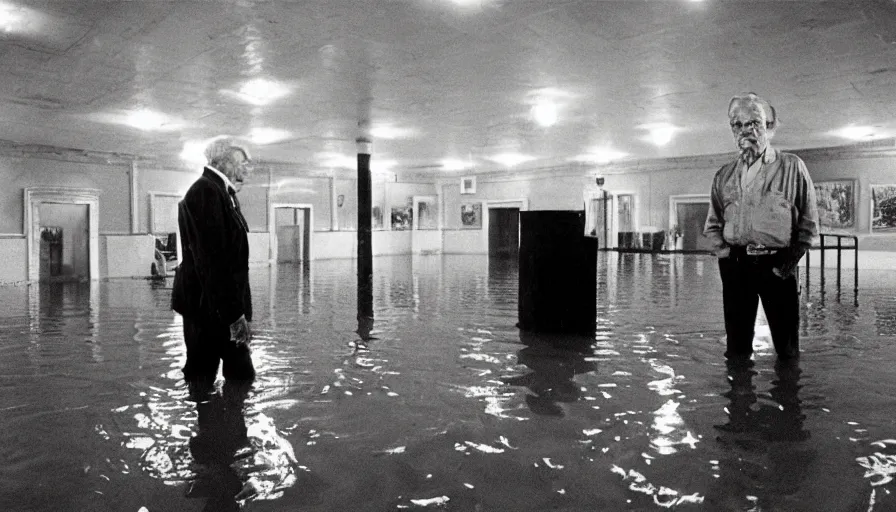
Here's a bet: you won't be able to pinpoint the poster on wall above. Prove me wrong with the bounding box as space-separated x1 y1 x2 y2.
814 180 855 229
871 184 896 233
391 206 413 230
372 206 383 230
460 202 482 229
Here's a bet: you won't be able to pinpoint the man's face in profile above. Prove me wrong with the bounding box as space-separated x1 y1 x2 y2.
729 100 772 162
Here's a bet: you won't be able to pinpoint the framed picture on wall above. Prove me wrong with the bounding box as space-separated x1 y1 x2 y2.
391 206 413 231
871 184 896 233
814 179 855 229
460 176 476 195
460 202 482 229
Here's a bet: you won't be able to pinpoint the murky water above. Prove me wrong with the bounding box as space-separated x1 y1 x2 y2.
2 253 896 511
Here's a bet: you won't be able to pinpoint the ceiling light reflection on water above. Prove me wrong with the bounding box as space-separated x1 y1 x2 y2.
3 256 896 510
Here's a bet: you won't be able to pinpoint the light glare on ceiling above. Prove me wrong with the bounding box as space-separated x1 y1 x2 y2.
126 109 170 131
249 127 291 145
440 158 471 171
487 153 535 167
570 148 628 165
531 102 558 127
222 78 291 106
638 122 678 146
370 124 414 139
835 125 874 140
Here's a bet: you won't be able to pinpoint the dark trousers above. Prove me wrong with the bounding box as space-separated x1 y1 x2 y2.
718 254 800 359
183 315 255 382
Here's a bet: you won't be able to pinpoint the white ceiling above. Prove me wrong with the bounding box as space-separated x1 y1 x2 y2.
1 0 895 174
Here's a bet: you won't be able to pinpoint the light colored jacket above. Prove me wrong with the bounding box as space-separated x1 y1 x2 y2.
704 146 819 251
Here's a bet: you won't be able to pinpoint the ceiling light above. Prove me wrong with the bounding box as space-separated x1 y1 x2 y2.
440 158 472 171
638 123 678 146
531 101 558 127
249 127 291 145
834 125 874 140
487 153 535 168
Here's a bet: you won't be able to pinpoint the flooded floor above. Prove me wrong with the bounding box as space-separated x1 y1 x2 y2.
2 253 896 511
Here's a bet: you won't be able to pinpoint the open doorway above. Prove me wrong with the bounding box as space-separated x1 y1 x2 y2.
26 188 99 282
670 195 715 252
488 207 520 258
273 205 312 263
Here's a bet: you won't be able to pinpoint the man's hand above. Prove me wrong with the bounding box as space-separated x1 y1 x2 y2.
229 314 251 347
714 246 731 259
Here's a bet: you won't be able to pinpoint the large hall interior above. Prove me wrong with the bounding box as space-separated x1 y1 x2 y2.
2 1 896 511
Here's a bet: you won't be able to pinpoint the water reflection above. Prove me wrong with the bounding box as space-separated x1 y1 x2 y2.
708 358 812 509
503 332 596 417
186 380 253 511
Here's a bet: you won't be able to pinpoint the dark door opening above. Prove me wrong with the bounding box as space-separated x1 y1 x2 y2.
676 202 714 251
488 207 520 258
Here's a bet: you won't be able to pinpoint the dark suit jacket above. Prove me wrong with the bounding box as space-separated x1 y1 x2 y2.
171 168 253 324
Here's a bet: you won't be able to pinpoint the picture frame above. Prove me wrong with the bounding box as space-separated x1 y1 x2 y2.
871 184 896 233
460 202 482 229
391 206 413 231
460 176 476 195
814 179 855 229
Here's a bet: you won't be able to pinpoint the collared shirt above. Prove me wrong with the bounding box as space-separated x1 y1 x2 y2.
206 165 237 206
704 145 819 250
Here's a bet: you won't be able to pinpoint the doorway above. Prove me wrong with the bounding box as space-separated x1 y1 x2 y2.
670 195 714 252
25 188 99 282
274 206 311 263
488 207 520 258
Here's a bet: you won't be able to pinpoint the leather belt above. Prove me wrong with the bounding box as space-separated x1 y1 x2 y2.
745 243 778 256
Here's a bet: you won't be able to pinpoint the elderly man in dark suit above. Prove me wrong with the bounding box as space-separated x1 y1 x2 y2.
172 139 255 385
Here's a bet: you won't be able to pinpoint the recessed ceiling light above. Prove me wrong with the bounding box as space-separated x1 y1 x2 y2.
487 153 535 168
834 125 874 140
531 101 558 127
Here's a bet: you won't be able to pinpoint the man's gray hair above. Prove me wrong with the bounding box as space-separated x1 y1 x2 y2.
728 92 779 130
204 138 251 167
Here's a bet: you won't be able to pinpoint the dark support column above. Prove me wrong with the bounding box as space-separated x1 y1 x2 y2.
357 140 374 339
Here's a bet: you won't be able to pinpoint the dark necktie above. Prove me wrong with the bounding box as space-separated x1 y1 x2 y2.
229 188 249 231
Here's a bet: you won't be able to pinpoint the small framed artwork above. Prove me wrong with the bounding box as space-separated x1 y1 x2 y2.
460 176 476 195
460 202 482 229
391 206 413 231
814 179 855 229
871 184 896 233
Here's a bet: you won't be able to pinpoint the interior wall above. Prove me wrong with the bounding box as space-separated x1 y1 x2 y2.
137 167 198 234
0 155 130 234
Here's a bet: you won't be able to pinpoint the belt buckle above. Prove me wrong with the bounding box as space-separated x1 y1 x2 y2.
745 244 766 256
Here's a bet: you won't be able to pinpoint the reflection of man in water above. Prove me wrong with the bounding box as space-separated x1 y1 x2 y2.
708 358 812 509
187 380 253 511
503 333 595 417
